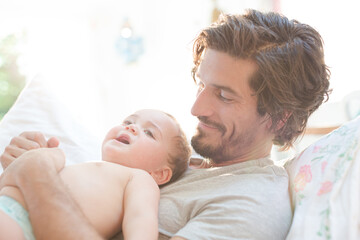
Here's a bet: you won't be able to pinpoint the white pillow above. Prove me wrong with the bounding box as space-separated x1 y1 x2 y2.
0 76 102 174
285 116 360 240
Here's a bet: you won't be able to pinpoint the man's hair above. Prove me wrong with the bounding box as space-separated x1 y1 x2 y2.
163 113 191 185
192 9 331 149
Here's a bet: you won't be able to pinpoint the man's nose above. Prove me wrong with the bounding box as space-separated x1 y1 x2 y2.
191 88 213 117
125 125 138 136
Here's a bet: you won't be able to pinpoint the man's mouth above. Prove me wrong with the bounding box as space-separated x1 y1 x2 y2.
198 122 218 130
116 134 130 144
197 117 226 134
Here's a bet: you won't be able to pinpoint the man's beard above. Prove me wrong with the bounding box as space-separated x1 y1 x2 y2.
191 116 229 163
191 129 226 163
191 116 257 164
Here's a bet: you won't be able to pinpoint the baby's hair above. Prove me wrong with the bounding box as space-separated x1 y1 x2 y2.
162 112 191 186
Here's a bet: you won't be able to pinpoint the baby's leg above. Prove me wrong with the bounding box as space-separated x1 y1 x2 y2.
0 195 34 240
0 208 26 240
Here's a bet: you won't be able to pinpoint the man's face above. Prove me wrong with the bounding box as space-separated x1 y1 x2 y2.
102 109 178 172
191 49 273 164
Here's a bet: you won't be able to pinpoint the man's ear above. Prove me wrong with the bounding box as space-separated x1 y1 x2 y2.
150 166 173 185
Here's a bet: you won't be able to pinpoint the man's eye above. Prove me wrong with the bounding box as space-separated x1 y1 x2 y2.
144 130 155 139
218 92 233 103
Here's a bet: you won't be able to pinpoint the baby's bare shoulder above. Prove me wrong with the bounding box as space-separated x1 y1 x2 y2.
95 162 156 185
127 168 159 190
129 168 155 182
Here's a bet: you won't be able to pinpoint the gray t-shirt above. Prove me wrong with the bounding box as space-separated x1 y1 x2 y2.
158 158 292 240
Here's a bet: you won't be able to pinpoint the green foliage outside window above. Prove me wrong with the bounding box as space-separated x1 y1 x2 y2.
0 34 26 120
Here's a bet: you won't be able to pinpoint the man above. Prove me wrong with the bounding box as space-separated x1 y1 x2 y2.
0 9 330 240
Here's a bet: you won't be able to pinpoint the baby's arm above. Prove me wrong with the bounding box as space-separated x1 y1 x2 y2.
122 169 160 240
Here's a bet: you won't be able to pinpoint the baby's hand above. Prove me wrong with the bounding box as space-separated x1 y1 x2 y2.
0 131 59 170
0 148 65 189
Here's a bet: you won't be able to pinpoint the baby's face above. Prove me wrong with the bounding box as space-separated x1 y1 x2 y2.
102 109 178 173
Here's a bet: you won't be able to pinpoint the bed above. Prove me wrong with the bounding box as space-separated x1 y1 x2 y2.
0 76 359 239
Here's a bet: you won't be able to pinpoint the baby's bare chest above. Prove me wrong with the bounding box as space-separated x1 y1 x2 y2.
60 162 132 237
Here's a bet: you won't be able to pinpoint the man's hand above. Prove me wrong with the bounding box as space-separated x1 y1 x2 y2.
0 148 65 189
0 131 59 170
0 133 104 240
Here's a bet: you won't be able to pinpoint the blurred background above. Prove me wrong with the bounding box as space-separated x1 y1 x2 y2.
1 0 359 159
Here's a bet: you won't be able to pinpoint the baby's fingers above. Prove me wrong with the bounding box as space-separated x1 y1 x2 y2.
0 151 16 170
47 137 60 148
18 131 48 148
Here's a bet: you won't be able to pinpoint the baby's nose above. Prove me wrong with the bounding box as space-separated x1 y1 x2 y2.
125 125 138 135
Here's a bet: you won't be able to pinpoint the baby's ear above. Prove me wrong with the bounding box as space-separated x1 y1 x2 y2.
150 166 172 185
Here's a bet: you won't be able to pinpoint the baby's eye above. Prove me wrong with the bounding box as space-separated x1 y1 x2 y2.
123 120 132 125
144 129 155 139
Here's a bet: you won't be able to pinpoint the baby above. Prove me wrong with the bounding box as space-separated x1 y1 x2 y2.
0 109 191 240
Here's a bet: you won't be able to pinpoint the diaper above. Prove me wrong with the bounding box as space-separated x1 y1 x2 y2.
0 195 35 240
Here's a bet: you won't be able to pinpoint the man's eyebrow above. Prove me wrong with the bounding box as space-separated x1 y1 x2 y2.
212 84 239 96
196 73 242 98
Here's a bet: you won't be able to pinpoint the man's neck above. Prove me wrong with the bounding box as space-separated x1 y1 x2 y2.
211 153 270 167
211 142 273 167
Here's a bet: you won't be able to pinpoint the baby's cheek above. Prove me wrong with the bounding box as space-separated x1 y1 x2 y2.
104 127 120 140
102 143 116 161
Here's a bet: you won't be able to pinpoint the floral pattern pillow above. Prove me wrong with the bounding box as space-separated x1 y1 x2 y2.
285 117 360 240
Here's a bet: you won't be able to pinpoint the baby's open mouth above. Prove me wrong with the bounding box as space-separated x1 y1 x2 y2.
116 135 130 144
